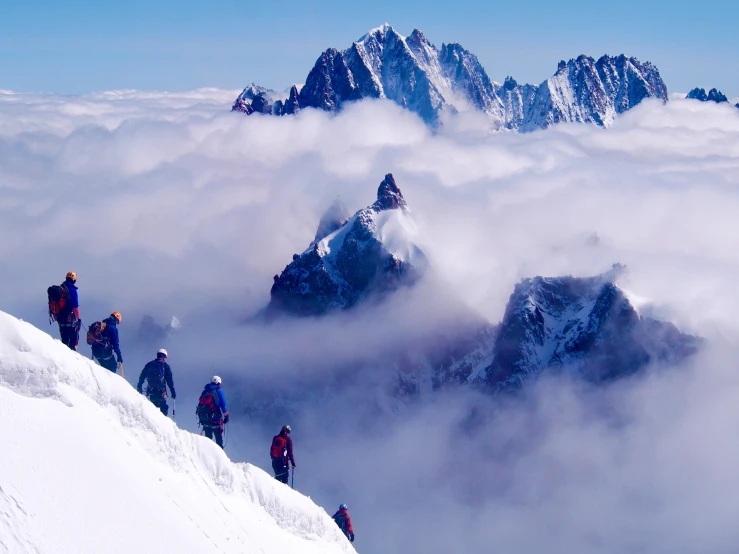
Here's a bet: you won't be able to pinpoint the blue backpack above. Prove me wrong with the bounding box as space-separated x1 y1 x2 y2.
146 361 166 397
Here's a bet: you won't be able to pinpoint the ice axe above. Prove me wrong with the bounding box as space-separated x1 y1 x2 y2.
118 362 125 378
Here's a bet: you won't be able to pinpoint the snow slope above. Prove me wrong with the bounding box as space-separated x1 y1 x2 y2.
0 310 354 554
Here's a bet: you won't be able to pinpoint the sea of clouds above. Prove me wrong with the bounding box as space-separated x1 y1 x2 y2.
2 89 739 553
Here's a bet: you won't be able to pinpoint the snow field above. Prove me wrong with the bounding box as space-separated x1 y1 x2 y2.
0 311 354 554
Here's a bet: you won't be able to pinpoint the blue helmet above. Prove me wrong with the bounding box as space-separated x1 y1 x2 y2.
339 503 347 510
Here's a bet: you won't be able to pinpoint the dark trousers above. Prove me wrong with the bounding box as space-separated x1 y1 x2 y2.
272 458 289 483
148 395 169 416
204 426 224 448
94 354 118 372
59 324 79 350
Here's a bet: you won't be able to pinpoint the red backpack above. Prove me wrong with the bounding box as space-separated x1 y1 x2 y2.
47 284 67 322
271 435 287 459
196 389 219 424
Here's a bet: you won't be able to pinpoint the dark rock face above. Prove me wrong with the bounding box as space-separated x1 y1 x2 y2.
283 85 301 115
479 266 700 390
268 173 425 316
372 174 407 211
250 92 272 114
233 25 668 130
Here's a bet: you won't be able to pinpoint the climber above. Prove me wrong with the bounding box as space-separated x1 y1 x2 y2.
332 504 355 543
88 312 123 373
136 349 176 416
47 271 81 350
270 425 295 484
196 376 229 448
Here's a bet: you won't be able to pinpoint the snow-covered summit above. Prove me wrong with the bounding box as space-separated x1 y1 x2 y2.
233 25 668 130
268 174 426 316
0 310 354 554
479 266 700 390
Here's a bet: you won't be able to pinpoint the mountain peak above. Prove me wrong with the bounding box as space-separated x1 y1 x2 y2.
480 266 699 390
361 23 396 41
687 87 728 103
373 173 407 211
268 173 423 316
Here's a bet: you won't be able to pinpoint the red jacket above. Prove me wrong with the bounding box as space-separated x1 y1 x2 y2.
332 508 353 535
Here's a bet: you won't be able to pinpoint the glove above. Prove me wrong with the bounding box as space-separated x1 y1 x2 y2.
171 392 177 400
74 320 81 331
350 534 354 543
223 413 230 424
291 464 296 469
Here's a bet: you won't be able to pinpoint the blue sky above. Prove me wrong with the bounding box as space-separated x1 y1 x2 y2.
2 0 737 96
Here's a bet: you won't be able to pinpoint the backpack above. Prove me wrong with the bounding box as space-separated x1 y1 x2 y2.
196 389 220 424
86 321 107 346
333 513 348 533
47 284 67 322
145 361 167 396
271 435 287 459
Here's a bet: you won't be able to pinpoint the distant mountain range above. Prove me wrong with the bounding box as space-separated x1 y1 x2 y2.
233 24 669 131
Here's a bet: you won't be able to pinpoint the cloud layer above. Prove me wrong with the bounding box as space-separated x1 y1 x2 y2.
3 90 739 552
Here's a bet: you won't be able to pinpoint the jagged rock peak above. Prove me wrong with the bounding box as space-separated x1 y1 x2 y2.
686 87 729 103
480 263 699 391
503 76 518 90
373 174 407 212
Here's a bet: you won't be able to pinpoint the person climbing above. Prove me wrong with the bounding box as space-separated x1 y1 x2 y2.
136 349 176 416
88 311 123 373
48 271 81 350
270 425 295 484
196 376 229 449
332 504 355 543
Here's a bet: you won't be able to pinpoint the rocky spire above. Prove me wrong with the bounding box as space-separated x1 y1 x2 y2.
283 85 301 115
372 174 407 212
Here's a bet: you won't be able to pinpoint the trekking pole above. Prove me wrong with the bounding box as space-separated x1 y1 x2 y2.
291 467 295 489
172 398 176 419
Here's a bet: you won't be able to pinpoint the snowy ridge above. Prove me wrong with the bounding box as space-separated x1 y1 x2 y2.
268 174 426 316
0 311 354 554
233 25 668 130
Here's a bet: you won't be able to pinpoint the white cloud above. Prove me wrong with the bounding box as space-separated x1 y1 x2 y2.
3 89 739 553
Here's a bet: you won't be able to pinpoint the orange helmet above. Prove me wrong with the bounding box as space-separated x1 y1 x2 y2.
66 271 77 282
111 311 122 323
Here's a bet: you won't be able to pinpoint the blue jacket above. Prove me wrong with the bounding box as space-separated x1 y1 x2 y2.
92 316 122 362
63 278 79 310
59 278 79 321
137 358 175 398
203 383 227 413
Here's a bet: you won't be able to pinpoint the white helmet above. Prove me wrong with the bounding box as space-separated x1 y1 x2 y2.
211 375 222 385
157 348 168 358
